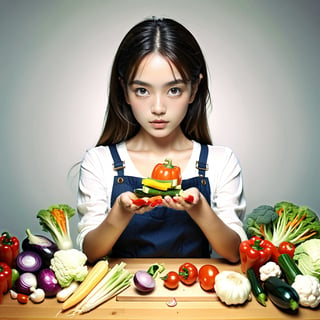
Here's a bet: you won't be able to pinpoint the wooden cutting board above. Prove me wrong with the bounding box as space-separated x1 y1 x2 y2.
116 277 218 302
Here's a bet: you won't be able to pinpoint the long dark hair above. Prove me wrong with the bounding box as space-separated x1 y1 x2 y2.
96 17 212 146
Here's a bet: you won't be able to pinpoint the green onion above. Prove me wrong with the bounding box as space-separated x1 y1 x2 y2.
72 262 133 315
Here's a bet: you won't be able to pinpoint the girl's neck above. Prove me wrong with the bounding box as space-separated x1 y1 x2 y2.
126 129 192 154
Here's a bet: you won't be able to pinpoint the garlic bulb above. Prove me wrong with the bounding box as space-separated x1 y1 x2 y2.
214 271 251 305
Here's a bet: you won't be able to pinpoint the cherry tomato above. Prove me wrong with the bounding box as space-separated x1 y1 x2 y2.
17 293 28 304
198 264 219 291
161 271 180 290
278 241 295 258
178 262 198 285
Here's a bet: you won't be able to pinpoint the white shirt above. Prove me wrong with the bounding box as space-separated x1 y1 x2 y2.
77 141 247 257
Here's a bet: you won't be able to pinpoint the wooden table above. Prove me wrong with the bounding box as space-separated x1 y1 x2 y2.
0 258 319 320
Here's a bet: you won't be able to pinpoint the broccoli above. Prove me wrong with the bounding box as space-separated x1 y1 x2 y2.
244 205 278 238
243 201 320 247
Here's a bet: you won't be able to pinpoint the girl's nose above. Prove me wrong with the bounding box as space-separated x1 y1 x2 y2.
151 94 166 115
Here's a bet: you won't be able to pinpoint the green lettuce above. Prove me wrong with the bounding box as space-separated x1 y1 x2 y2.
294 239 320 281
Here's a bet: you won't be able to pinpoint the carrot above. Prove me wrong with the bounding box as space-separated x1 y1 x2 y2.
276 207 284 217
259 224 265 237
51 208 67 234
62 259 109 311
147 195 163 207
298 231 317 242
285 214 299 231
291 214 306 231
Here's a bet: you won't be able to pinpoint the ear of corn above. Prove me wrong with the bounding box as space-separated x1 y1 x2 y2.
71 262 132 315
62 259 109 311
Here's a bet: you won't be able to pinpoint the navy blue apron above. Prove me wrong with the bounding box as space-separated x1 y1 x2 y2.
108 144 211 258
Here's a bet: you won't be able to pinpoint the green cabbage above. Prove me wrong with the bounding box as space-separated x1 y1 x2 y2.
294 239 320 281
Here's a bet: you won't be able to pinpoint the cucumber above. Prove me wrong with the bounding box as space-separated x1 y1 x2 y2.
264 276 299 311
246 268 266 306
277 254 302 285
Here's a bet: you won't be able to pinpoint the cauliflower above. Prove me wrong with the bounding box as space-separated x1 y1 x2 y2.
259 261 282 281
291 274 320 308
50 249 88 287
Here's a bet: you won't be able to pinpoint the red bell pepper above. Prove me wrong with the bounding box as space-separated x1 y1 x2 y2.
0 232 20 268
151 159 182 185
239 236 274 273
0 262 12 304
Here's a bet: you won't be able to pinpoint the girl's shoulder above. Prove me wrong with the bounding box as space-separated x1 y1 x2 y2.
195 142 234 159
206 144 240 168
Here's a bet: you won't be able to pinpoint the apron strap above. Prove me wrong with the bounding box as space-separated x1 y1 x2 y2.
196 144 209 177
109 145 125 175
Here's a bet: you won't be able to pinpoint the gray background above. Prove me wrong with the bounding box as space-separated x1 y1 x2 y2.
1 0 319 247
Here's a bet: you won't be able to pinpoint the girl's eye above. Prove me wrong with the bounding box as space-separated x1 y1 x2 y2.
135 88 149 96
168 87 182 96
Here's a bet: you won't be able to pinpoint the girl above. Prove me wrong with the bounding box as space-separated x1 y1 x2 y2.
77 17 247 264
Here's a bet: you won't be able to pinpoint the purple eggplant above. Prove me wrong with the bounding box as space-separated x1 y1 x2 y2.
22 228 58 266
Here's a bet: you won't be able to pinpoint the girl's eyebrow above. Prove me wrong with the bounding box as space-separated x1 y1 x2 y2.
129 79 186 86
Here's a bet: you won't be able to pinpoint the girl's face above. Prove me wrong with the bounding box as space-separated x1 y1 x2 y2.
125 53 197 139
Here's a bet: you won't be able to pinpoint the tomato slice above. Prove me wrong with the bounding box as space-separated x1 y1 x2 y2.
198 264 219 291
184 195 194 203
132 198 147 206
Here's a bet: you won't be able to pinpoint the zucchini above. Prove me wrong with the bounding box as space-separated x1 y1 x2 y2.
277 254 302 285
264 276 299 311
134 188 153 198
134 188 183 198
246 268 266 306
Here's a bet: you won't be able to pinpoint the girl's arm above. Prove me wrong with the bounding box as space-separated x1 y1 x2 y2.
187 194 242 263
163 147 246 263
164 192 242 263
82 191 156 264
82 193 134 264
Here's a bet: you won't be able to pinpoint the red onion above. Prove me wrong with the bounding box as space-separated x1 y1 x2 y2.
37 268 61 297
15 272 37 294
16 250 42 273
133 270 155 293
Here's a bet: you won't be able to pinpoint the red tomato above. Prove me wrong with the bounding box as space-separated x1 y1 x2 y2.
278 241 295 258
178 262 198 285
162 271 180 290
198 264 219 291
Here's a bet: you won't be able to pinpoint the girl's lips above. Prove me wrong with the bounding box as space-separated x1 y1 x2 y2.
150 120 168 129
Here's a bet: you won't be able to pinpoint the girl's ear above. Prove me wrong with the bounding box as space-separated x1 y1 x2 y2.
119 77 130 104
189 73 203 104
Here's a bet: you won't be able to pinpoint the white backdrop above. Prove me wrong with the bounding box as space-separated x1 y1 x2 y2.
1 0 319 246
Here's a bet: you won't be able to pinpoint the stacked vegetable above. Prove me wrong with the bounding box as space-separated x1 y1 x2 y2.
132 158 194 206
241 201 320 310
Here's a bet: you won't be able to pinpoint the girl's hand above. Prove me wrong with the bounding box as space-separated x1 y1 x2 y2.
118 192 162 214
163 187 200 210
